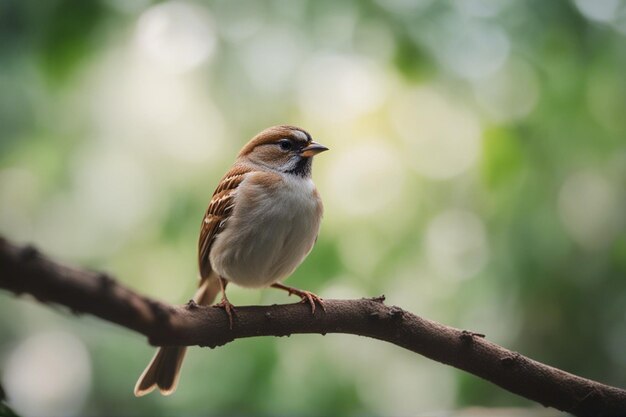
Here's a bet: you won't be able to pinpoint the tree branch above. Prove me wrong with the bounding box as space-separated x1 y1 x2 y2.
0 236 624 416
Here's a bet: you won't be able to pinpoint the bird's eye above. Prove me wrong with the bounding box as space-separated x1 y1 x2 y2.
278 140 293 151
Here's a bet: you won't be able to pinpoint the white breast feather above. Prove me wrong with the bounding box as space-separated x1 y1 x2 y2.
209 173 321 288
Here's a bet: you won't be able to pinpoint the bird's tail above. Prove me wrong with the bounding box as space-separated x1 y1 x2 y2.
134 275 221 397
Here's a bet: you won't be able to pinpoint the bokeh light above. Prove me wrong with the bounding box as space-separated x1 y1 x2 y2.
426 209 489 282
239 26 303 93
573 0 621 23
325 139 405 217
3 332 92 417
390 87 482 179
135 1 216 74
558 170 623 250
472 57 540 123
297 54 386 123
427 16 510 80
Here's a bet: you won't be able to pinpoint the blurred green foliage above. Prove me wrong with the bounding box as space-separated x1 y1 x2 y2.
1 0 625 415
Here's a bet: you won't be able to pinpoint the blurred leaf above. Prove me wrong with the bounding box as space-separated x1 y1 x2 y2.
481 128 525 191
611 236 626 275
0 382 20 417
39 0 107 85
393 34 433 81
456 373 531 409
291 239 341 289
0 403 20 417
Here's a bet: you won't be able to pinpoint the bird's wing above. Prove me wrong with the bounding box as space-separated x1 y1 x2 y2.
198 165 253 280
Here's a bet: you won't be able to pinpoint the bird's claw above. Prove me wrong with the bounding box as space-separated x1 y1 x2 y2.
213 298 236 329
291 289 325 314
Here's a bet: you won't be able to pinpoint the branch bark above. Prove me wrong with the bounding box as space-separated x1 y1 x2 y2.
0 236 624 416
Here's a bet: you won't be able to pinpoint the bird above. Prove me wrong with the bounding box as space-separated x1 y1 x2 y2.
134 125 328 397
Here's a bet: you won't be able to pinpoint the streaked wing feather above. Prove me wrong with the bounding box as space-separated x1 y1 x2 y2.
198 166 252 279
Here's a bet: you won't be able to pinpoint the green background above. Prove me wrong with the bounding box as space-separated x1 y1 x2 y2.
1 0 625 415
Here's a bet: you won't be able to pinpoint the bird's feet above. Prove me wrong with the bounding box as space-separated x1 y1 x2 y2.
271 283 325 314
213 276 236 329
213 297 236 329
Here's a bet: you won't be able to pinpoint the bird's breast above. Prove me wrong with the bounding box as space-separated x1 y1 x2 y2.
209 172 323 288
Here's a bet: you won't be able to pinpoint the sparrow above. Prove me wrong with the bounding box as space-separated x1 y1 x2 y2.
134 125 328 397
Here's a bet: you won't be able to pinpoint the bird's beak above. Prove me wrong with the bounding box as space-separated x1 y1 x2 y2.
300 141 329 158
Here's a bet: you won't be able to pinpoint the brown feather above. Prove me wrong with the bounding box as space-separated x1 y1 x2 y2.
134 278 221 397
198 165 253 279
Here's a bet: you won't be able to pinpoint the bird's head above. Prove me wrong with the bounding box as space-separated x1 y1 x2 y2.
238 125 328 177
